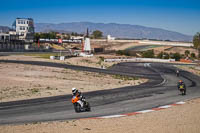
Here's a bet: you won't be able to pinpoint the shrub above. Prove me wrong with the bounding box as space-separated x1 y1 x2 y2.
99 56 105 62
170 52 182 61
157 52 163 59
191 53 196 58
116 50 130 56
142 50 155 58
163 52 170 59
185 50 190 57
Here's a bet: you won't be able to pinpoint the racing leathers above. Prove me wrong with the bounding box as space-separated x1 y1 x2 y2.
72 90 86 105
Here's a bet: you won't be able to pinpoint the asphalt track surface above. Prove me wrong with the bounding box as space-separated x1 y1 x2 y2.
0 60 200 125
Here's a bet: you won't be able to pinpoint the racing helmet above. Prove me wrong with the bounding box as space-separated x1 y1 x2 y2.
72 87 77 94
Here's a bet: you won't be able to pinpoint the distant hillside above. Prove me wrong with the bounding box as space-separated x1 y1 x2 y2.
0 26 10 33
35 22 192 42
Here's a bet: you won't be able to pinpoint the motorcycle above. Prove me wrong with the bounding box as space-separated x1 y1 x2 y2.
71 95 91 113
176 72 179 77
179 85 186 95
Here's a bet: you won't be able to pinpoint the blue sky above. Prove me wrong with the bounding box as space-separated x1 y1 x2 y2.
0 0 200 35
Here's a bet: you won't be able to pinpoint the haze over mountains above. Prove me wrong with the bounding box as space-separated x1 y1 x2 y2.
0 22 193 42
35 22 192 42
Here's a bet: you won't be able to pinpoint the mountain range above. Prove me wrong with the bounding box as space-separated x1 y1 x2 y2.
0 26 10 33
0 22 192 42
35 22 192 42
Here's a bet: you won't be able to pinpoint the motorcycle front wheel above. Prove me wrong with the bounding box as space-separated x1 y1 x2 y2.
85 102 91 111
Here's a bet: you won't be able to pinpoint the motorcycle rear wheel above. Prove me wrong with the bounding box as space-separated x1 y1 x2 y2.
180 89 186 95
74 103 81 113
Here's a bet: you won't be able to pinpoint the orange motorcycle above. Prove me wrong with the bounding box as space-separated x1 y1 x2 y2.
71 95 91 113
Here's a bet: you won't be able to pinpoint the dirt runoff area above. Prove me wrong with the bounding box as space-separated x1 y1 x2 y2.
0 98 200 133
175 65 200 76
0 55 147 102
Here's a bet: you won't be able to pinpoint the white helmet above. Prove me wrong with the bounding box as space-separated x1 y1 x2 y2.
72 87 77 94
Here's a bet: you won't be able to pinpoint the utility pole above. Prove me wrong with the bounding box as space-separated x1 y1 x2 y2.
86 28 89 38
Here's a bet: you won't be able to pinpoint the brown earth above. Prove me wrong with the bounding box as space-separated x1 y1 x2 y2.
175 65 200 76
165 47 198 55
0 55 147 102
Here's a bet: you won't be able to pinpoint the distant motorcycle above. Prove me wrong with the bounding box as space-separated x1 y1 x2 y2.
176 70 180 77
176 73 179 77
71 95 91 113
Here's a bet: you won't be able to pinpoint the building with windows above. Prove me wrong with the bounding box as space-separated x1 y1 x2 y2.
0 18 35 51
12 18 34 41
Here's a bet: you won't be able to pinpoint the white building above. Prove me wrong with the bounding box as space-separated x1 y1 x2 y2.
107 35 115 41
12 18 34 41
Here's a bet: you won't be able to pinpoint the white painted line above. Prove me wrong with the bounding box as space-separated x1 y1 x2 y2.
99 115 126 119
175 101 185 105
158 105 172 109
137 110 155 113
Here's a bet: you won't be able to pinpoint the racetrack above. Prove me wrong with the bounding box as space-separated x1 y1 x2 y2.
0 60 200 125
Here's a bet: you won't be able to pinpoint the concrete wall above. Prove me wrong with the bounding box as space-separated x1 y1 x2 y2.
0 41 25 51
104 58 175 63
138 40 193 47
90 39 193 47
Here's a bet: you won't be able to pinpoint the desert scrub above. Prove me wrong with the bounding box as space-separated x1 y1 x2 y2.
31 88 39 94
81 59 93 64
113 75 139 81
99 56 105 61
97 60 102 66
46 86 54 90
97 56 105 65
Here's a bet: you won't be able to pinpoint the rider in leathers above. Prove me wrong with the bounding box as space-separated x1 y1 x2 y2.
177 80 186 95
72 88 86 106
176 70 180 77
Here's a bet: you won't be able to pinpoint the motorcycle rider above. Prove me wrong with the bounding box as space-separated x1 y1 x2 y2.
177 80 186 95
176 70 180 77
72 88 86 106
